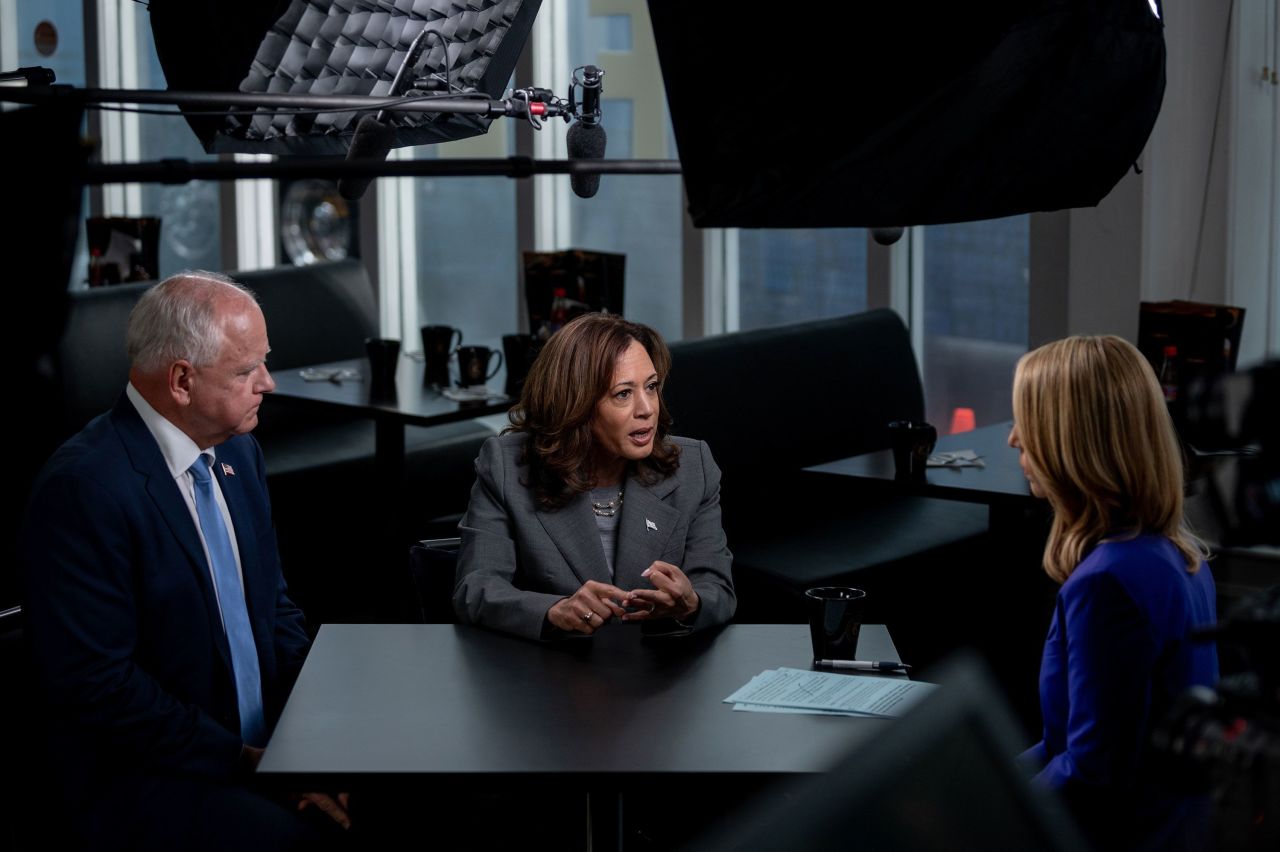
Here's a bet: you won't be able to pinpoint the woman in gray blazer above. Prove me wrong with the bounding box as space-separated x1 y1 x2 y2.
453 313 736 640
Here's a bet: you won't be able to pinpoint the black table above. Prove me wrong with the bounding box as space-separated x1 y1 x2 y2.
271 356 511 491
271 357 510 580
804 420 1030 511
259 623 905 848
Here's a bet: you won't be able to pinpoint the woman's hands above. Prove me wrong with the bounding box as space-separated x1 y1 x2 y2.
546 580 630 635
546 562 700 635
624 561 700 622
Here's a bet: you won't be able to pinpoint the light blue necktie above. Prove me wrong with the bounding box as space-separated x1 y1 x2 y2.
188 454 266 747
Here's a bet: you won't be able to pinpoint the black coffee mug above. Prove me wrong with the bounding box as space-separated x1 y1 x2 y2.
887 420 937 481
365 337 401 396
456 345 503 388
501 333 541 397
805 587 867 662
421 325 463 386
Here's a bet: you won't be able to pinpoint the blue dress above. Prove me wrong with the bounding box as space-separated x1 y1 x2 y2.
1023 534 1218 851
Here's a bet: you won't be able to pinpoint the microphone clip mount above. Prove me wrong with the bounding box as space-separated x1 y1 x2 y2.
567 65 604 127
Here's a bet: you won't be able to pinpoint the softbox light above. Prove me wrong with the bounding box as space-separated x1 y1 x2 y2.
150 0 541 155
648 0 1166 228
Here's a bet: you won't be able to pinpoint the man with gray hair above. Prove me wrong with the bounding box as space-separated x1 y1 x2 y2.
22 271 347 850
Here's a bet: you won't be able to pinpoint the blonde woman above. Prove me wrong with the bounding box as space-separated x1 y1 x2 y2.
1009 336 1217 852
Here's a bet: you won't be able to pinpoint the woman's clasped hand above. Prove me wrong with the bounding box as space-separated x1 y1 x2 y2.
545 561 700 635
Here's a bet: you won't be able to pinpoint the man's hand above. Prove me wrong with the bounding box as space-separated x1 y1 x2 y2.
295 792 352 829
246 745 351 829
239 745 264 776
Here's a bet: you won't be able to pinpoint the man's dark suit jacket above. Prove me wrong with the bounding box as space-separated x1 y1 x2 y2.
20 394 310 831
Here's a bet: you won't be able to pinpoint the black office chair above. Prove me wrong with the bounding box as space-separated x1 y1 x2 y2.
407 538 462 623
2 604 70 851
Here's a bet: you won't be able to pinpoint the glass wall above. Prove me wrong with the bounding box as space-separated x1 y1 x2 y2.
736 229 868 331
412 165 520 359
132 11 222 278
562 0 682 340
9 1 90 288
919 215 1030 430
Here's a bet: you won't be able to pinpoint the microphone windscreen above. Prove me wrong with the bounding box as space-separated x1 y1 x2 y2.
566 120 607 199
337 114 398 201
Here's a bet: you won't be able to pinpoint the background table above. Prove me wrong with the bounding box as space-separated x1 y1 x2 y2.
271 357 509 585
804 420 1031 512
271 356 510 488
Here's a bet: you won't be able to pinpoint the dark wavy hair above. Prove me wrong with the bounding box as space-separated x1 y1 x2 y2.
506 313 680 510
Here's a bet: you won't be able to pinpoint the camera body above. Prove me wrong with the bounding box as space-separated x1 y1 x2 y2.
1152 586 1280 850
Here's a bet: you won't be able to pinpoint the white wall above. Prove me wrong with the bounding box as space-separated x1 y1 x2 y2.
1226 0 1280 365
1065 2 1230 337
1063 1 1278 365
1142 1 1233 307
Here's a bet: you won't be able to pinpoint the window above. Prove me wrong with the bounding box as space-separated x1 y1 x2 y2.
538 0 684 340
409 158 520 361
379 0 683 384
733 229 868 332
1227 0 1280 362
131 14 223 278
3 0 90 288
379 58 520 368
917 215 1030 430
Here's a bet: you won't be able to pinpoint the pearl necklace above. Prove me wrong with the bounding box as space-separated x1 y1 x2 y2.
591 485 625 518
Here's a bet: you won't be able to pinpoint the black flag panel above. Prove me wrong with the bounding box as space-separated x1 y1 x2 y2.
647 0 1166 228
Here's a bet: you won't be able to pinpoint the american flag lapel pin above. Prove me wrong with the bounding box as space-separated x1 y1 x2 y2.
221 463 236 477
646 518 657 532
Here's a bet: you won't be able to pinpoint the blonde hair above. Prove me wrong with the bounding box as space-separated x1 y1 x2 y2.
1012 335 1206 583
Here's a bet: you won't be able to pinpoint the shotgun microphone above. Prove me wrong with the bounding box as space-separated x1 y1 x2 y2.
566 65 605 199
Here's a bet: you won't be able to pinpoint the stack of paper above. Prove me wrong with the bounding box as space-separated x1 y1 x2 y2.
724 668 937 717
926 449 985 468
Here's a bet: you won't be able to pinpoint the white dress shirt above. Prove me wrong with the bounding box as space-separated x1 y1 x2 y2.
126 383 245 621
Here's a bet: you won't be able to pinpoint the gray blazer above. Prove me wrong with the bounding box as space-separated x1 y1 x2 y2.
453 433 736 639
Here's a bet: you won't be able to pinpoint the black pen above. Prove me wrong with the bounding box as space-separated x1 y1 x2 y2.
814 659 911 671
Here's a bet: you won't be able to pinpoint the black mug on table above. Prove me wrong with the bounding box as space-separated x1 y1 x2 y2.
887 420 937 481
421 325 462 386
365 337 401 396
456 345 503 388
805 587 867 662
502 333 542 397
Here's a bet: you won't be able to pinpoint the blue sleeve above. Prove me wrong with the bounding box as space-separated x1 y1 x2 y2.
1034 569 1156 789
1019 740 1048 774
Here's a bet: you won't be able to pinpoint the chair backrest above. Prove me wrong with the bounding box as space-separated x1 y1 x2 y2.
56 260 378 437
232 259 377 371
57 280 152 434
408 538 462 623
664 309 924 478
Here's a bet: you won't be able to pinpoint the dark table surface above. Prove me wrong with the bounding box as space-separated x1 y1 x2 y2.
270 357 511 426
805 420 1031 505
258 623 904 785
